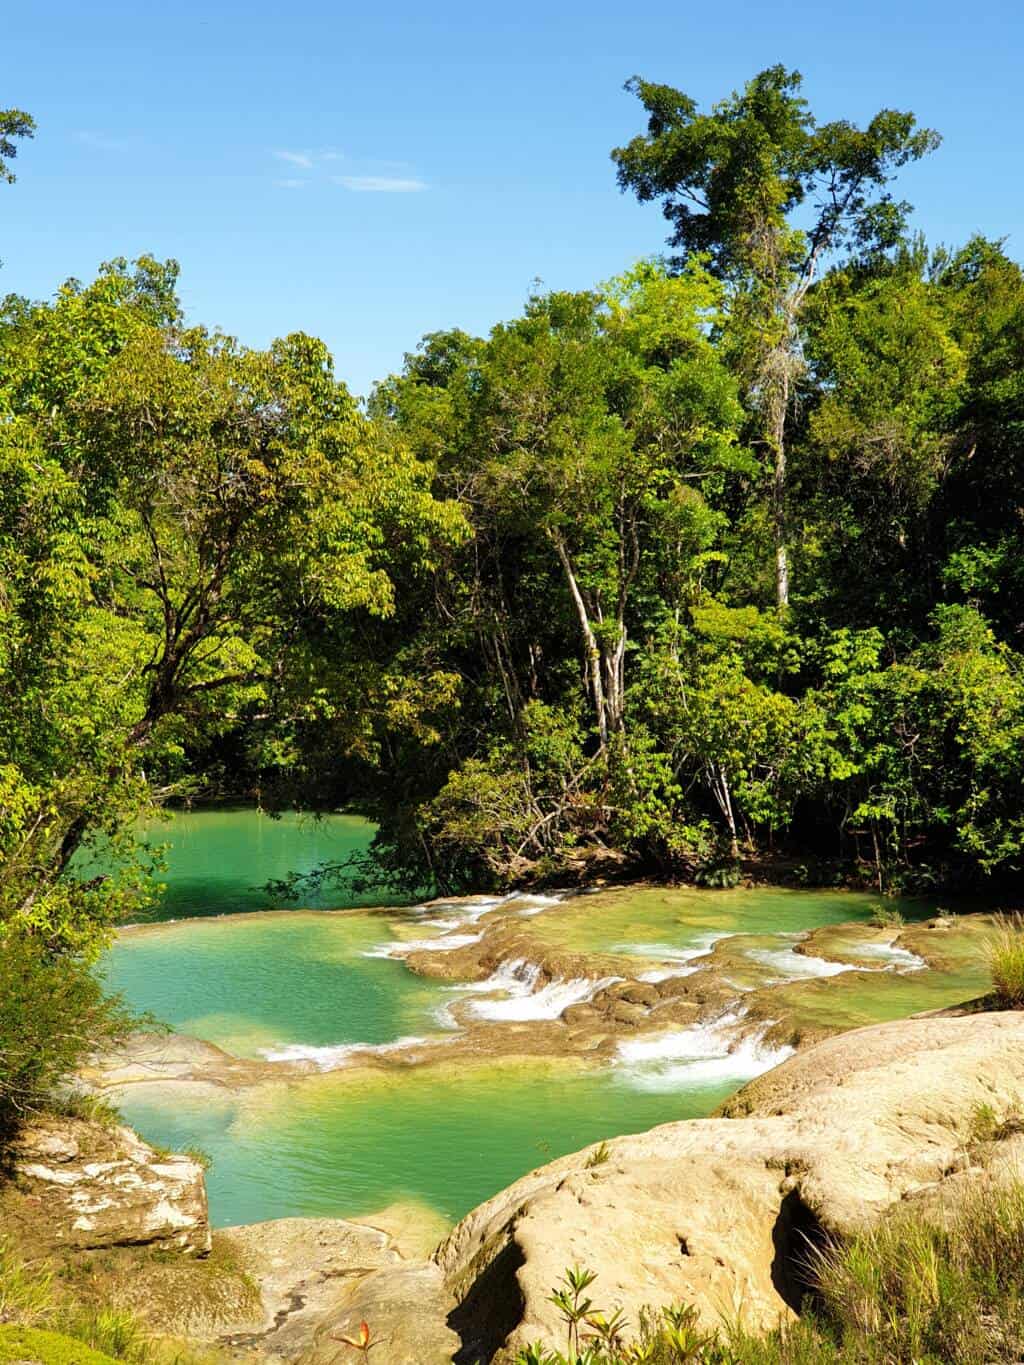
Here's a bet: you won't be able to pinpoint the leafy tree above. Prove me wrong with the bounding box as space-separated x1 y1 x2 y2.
0 258 464 950
613 66 939 606
0 929 135 1135
797 246 966 626
0 107 34 184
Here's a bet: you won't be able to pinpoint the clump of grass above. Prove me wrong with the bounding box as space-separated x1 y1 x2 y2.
868 904 905 931
968 1099 1001 1145
0 1240 54 1325
966 1099 1024 1154
47 1092 122 1129
182 1147 213 1172
585 1142 611 1169
813 1177 1024 1361
0 1239 229 1365
57 1306 142 1361
990 914 1024 1006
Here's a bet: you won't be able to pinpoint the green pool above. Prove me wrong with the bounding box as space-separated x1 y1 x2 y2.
102 812 988 1230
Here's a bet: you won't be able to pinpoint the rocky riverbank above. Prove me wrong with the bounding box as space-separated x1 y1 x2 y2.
12 1007 1024 1365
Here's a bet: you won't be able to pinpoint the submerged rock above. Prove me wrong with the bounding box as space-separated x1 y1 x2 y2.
82 1030 308 1090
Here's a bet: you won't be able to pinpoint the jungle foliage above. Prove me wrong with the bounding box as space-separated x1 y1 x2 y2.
1 69 1024 1103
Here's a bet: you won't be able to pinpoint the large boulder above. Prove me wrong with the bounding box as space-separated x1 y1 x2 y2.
4 1117 210 1256
432 1011 1024 1362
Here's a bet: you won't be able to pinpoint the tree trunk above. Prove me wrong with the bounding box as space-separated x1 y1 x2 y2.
601 622 627 737
768 346 791 610
549 531 610 746
708 762 740 859
773 441 789 609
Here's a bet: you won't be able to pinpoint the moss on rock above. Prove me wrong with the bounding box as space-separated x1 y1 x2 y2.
0 1324 120 1365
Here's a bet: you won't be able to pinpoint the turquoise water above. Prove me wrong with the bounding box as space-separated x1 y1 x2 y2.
115 1062 740 1227
85 807 382 920
105 913 443 1058
103 811 975 1229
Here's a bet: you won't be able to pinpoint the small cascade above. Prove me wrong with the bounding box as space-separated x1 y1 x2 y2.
615 1010 794 1091
261 1034 447 1071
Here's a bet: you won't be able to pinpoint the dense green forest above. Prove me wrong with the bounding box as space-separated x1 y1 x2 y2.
2 68 1024 1116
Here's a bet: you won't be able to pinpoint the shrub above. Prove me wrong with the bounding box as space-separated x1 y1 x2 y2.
867 904 905 930
990 915 1024 1006
0 928 136 1140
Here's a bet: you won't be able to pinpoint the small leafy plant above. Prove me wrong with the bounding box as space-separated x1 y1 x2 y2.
868 904 905 930
585 1142 611 1169
548 1266 599 1360
331 1319 376 1354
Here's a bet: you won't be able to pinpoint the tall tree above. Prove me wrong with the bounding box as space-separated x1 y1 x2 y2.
613 66 939 607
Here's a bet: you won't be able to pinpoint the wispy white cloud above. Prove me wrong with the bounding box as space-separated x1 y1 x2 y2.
74 130 140 153
334 174 427 193
268 150 427 193
273 149 315 170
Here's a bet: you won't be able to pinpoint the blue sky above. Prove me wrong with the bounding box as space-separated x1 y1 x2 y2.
5 0 1022 397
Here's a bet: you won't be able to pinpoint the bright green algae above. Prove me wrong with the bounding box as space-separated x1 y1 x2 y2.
525 883 930 957
750 916 996 1038
102 813 991 1231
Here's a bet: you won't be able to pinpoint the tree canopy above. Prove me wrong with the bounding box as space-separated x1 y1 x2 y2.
1 75 1023 978
613 67 940 608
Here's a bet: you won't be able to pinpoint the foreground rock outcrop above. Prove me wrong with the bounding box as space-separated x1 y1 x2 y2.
426 1011 1024 1363
212 1215 459 1363
2 1116 210 1256
17 1010 1024 1364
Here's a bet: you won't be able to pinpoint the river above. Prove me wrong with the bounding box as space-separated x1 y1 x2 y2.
100 810 991 1231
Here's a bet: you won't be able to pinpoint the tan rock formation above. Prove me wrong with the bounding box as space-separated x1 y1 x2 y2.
3 1117 210 1256
431 1011 1024 1362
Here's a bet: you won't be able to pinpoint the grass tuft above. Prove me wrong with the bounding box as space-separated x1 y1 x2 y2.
868 904 905 930
47 1092 123 1129
585 1142 611 1169
990 913 1024 1006
516 1173 1024 1363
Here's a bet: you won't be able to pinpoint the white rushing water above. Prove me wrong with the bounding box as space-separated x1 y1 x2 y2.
346 892 926 1081
845 939 927 971
369 931 484 958
261 1034 449 1071
364 890 567 962
744 942 853 981
613 932 732 982
745 931 927 981
615 1010 794 1091
432 957 623 1024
